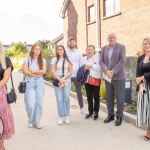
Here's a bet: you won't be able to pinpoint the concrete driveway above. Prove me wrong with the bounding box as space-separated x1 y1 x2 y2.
5 70 149 150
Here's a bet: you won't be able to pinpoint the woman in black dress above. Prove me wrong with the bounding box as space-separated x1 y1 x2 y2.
0 42 14 149
136 37 150 140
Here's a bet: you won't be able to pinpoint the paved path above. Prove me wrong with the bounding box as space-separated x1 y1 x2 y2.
5 71 149 150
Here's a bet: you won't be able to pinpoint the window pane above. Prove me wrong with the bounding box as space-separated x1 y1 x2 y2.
89 6 95 22
105 0 114 16
115 0 120 12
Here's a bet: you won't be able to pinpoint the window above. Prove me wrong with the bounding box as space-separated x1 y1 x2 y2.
88 5 95 23
104 0 120 17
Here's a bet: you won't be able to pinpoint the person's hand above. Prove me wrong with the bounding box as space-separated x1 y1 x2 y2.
139 85 146 95
136 76 144 85
28 69 32 73
106 71 113 79
59 78 66 84
85 65 93 70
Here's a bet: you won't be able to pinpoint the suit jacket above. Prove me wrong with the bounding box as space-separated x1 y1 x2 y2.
100 43 126 80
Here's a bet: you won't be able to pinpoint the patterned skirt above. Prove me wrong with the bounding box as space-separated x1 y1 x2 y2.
136 80 150 130
0 87 15 139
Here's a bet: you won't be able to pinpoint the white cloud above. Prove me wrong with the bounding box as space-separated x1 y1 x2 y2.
0 0 64 44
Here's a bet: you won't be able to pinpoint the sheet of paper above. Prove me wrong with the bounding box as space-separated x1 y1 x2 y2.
103 73 111 83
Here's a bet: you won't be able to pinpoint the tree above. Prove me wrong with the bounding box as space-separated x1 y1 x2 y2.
5 42 27 57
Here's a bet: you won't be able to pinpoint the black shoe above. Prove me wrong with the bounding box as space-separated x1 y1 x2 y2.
85 114 92 119
94 113 98 120
104 115 114 123
115 117 122 126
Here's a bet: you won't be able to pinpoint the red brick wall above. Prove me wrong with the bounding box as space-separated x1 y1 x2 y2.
100 0 150 56
86 0 97 49
63 0 87 53
63 0 150 56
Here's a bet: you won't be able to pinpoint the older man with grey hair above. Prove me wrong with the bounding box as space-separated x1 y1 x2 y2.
100 33 126 126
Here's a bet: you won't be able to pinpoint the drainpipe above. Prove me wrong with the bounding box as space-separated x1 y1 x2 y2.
96 0 101 50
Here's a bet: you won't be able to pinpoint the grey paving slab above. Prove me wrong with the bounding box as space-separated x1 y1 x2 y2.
5 70 149 150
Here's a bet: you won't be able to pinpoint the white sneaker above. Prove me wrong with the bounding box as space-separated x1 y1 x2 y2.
80 107 88 115
57 117 63 125
34 123 42 129
65 116 70 124
28 123 33 128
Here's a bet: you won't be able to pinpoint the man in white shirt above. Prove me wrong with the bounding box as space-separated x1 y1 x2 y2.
66 37 87 115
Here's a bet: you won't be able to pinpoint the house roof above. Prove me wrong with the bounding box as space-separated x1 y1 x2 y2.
51 33 64 44
59 0 70 18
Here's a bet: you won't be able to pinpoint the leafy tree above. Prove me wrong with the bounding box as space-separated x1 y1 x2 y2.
5 42 27 57
38 40 55 58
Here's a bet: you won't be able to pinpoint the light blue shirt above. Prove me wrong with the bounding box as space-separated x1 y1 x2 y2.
108 46 114 69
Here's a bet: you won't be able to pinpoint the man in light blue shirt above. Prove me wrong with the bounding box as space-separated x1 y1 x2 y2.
108 46 114 69
66 37 87 115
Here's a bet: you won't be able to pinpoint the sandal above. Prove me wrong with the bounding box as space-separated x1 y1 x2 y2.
144 135 150 141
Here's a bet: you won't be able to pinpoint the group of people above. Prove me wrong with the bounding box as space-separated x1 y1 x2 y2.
0 33 150 149
51 34 126 126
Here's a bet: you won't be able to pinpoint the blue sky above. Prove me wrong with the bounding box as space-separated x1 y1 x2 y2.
0 0 64 44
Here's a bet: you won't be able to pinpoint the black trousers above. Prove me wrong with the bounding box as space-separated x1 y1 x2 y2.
85 83 100 114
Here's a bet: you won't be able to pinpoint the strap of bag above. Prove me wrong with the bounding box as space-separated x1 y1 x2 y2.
5 73 15 91
62 58 65 77
23 57 30 81
10 73 15 89
4 57 15 91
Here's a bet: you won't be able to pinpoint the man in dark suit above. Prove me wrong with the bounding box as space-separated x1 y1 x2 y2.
100 33 126 126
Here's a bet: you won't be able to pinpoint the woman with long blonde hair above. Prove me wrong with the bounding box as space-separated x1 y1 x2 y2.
136 37 150 140
23 42 46 129
0 41 15 150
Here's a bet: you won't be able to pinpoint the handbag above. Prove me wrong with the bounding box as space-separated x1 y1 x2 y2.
52 59 65 87
52 79 59 87
18 58 29 93
6 74 17 104
18 81 26 93
87 75 101 86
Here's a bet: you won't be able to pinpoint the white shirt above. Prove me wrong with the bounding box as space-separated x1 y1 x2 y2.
83 55 102 79
51 57 69 76
24 57 46 71
66 48 83 77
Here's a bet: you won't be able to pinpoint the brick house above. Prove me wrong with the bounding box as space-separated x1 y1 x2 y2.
60 0 150 56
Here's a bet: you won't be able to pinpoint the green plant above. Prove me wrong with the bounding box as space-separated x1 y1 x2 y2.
100 81 106 99
5 42 27 57
5 42 27 69
42 48 54 58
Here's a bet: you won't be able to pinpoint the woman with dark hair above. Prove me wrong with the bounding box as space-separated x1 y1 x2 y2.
0 41 14 150
51 45 73 125
23 42 46 129
136 37 150 140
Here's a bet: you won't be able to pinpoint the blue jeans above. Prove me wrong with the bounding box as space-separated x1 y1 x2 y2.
54 78 71 117
24 76 45 124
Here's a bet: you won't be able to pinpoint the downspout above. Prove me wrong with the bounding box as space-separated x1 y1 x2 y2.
85 0 88 48
96 0 101 49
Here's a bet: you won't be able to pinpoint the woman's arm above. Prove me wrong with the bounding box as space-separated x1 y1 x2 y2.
62 63 73 80
23 63 40 77
29 63 46 75
0 67 11 87
50 64 61 80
